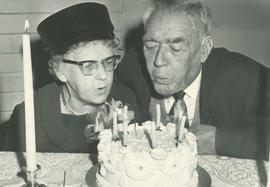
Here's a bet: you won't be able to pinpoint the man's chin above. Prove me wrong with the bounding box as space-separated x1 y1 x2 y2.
153 84 174 97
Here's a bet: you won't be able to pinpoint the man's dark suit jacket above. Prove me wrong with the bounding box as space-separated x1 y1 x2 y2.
116 47 270 160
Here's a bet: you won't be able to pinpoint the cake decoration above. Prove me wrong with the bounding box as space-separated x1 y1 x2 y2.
86 102 199 187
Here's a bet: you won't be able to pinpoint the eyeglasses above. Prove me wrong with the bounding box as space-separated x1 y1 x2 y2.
62 55 121 76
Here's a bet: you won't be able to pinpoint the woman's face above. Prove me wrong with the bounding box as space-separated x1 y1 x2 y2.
59 41 115 105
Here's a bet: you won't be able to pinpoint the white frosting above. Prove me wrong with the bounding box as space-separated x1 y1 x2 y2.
96 121 198 187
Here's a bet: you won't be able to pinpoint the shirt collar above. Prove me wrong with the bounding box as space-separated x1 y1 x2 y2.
184 70 201 100
163 71 201 113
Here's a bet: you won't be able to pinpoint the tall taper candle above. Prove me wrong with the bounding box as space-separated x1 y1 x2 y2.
23 20 37 171
267 144 270 187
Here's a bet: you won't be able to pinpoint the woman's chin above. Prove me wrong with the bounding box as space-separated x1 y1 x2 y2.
91 95 109 105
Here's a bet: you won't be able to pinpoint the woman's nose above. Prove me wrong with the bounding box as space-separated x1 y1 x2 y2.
95 63 108 80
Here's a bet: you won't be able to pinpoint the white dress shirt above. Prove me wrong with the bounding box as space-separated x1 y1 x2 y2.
163 71 201 126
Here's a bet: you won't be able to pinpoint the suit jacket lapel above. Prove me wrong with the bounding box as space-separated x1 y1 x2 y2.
200 48 220 125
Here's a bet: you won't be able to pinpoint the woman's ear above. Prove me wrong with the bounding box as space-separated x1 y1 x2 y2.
53 63 67 82
200 36 213 63
56 72 67 82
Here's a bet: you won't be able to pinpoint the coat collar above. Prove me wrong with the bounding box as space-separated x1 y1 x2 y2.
37 83 90 152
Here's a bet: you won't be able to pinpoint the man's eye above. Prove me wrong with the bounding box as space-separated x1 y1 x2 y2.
169 43 184 52
144 41 159 49
105 58 114 64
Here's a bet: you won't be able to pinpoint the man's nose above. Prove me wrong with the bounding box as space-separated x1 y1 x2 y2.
154 45 169 67
95 63 108 80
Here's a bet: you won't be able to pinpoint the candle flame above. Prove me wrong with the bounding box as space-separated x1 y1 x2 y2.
24 19 29 33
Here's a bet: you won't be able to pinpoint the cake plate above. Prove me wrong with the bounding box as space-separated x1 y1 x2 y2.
86 164 211 187
197 165 211 187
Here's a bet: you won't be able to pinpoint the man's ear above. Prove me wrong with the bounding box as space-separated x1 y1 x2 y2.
200 36 213 63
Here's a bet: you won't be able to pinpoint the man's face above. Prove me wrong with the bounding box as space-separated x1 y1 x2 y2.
143 11 203 96
60 41 114 105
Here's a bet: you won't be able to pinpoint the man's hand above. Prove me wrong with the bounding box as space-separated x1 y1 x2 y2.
189 124 216 155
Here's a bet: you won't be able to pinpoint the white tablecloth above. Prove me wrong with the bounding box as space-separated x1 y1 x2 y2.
0 152 268 187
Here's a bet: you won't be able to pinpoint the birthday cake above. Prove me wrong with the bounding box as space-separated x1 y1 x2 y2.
96 121 198 187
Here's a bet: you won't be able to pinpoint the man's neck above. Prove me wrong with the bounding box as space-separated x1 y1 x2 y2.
163 70 202 114
184 70 202 99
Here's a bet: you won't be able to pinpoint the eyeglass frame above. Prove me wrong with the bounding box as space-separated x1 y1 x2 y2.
62 55 121 76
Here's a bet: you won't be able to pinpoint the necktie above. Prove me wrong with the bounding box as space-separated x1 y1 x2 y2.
169 91 189 128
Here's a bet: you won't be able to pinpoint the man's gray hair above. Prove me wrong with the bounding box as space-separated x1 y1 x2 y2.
143 0 212 36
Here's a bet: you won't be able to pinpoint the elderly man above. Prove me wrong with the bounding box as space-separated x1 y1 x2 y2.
117 0 270 159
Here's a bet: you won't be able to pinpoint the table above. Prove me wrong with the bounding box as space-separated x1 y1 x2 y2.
0 152 268 187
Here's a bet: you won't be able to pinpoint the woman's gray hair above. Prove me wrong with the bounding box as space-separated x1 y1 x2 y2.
48 39 120 81
143 0 212 36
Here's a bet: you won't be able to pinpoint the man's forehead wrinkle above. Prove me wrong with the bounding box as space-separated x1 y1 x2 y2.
167 22 195 45
143 10 201 46
166 10 200 33
187 15 197 32
177 15 200 45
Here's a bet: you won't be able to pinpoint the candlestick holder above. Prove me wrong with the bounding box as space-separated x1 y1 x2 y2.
21 165 47 187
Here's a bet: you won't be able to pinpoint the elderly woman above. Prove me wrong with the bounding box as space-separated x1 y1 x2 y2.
2 3 140 153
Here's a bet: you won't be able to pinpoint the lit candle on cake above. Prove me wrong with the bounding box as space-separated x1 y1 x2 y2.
113 110 118 138
178 113 186 142
134 122 137 136
95 112 99 131
123 106 128 146
156 104 160 129
151 121 156 148
23 19 37 171
176 110 183 141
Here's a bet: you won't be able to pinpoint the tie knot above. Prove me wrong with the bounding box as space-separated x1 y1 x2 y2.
173 91 185 100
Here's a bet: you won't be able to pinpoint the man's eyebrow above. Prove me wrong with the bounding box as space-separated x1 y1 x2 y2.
166 37 186 43
142 38 158 43
142 37 187 44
